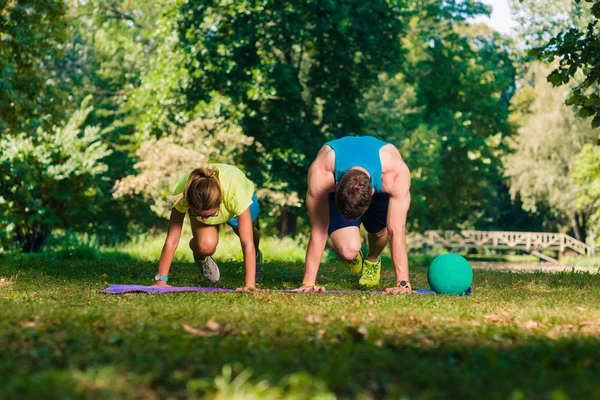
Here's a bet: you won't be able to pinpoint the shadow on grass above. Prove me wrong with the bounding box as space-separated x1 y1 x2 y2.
3 254 600 398
2 331 599 399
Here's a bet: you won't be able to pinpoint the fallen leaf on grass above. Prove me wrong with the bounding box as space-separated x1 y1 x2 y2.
484 314 504 323
182 319 222 337
519 320 541 330
19 321 37 328
306 314 323 324
206 319 221 331
548 324 576 336
418 337 435 347
580 319 600 335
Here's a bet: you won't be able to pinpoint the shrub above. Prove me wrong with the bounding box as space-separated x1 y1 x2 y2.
0 98 111 252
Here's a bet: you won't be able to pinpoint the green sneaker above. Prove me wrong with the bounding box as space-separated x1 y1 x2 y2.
256 249 264 283
344 250 363 274
358 257 381 287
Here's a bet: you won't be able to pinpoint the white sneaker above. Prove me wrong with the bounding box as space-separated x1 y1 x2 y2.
198 256 220 283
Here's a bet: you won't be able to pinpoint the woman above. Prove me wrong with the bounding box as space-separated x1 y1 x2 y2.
153 164 262 289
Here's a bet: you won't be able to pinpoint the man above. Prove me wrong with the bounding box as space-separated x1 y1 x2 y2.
298 136 413 294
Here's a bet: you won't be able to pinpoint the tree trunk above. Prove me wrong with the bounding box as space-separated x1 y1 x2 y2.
278 210 297 238
570 212 587 244
15 225 50 253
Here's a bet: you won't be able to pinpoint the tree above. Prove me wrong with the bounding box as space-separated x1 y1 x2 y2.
361 1 517 230
178 0 408 204
528 0 600 128
0 99 111 252
504 62 598 242
0 0 69 134
52 0 174 241
572 144 600 243
509 0 592 49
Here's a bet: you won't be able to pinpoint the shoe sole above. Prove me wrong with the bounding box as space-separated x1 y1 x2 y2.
201 260 220 283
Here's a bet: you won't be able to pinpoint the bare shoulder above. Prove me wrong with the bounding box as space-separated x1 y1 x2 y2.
306 144 336 194
380 144 410 195
309 145 335 173
380 144 408 174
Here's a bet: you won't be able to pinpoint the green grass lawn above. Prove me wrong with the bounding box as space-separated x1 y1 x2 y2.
2 235 600 399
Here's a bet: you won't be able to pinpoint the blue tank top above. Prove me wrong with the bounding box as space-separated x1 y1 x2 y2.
325 136 388 193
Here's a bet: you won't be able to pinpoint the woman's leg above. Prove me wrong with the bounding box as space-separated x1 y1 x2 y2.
189 215 219 261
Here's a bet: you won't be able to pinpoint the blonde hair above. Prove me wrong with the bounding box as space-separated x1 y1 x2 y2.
184 167 222 212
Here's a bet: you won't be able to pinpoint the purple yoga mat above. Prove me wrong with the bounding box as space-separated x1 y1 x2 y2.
100 284 472 296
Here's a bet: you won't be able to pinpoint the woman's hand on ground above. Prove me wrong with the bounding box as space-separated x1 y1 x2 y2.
152 281 170 287
236 286 256 292
295 285 326 293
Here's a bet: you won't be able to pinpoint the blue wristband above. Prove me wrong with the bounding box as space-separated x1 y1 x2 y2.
154 274 169 282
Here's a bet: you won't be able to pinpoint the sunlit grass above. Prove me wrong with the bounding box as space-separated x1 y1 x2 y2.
561 254 600 267
2 239 600 399
111 225 308 264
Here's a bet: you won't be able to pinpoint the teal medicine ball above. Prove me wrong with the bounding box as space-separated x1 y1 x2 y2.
427 254 473 295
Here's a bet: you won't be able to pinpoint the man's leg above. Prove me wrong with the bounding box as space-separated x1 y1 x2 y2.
359 193 390 287
329 226 362 261
366 228 388 262
327 193 363 273
189 214 220 282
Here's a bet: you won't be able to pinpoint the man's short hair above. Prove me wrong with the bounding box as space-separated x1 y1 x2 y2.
335 169 372 220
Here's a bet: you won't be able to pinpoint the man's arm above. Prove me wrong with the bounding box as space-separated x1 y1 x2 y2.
298 147 335 291
382 148 412 293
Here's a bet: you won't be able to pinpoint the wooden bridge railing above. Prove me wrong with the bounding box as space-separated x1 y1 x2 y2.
412 230 594 257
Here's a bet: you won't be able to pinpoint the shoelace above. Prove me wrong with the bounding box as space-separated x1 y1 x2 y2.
347 258 360 268
362 260 379 279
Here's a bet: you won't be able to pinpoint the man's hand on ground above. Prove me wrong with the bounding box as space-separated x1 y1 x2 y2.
384 286 416 295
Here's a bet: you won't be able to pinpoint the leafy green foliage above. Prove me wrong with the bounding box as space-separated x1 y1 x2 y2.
509 0 593 49
178 0 407 197
361 2 517 230
0 0 69 134
505 62 598 242
572 144 600 229
0 99 111 252
410 24 516 230
51 0 174 241
528 0 600 128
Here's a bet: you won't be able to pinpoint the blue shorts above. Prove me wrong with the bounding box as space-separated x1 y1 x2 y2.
328 192 389 235
227 193 260 229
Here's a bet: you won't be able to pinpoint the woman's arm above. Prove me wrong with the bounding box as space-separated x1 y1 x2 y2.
154 208 186 286
236 208 256 289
